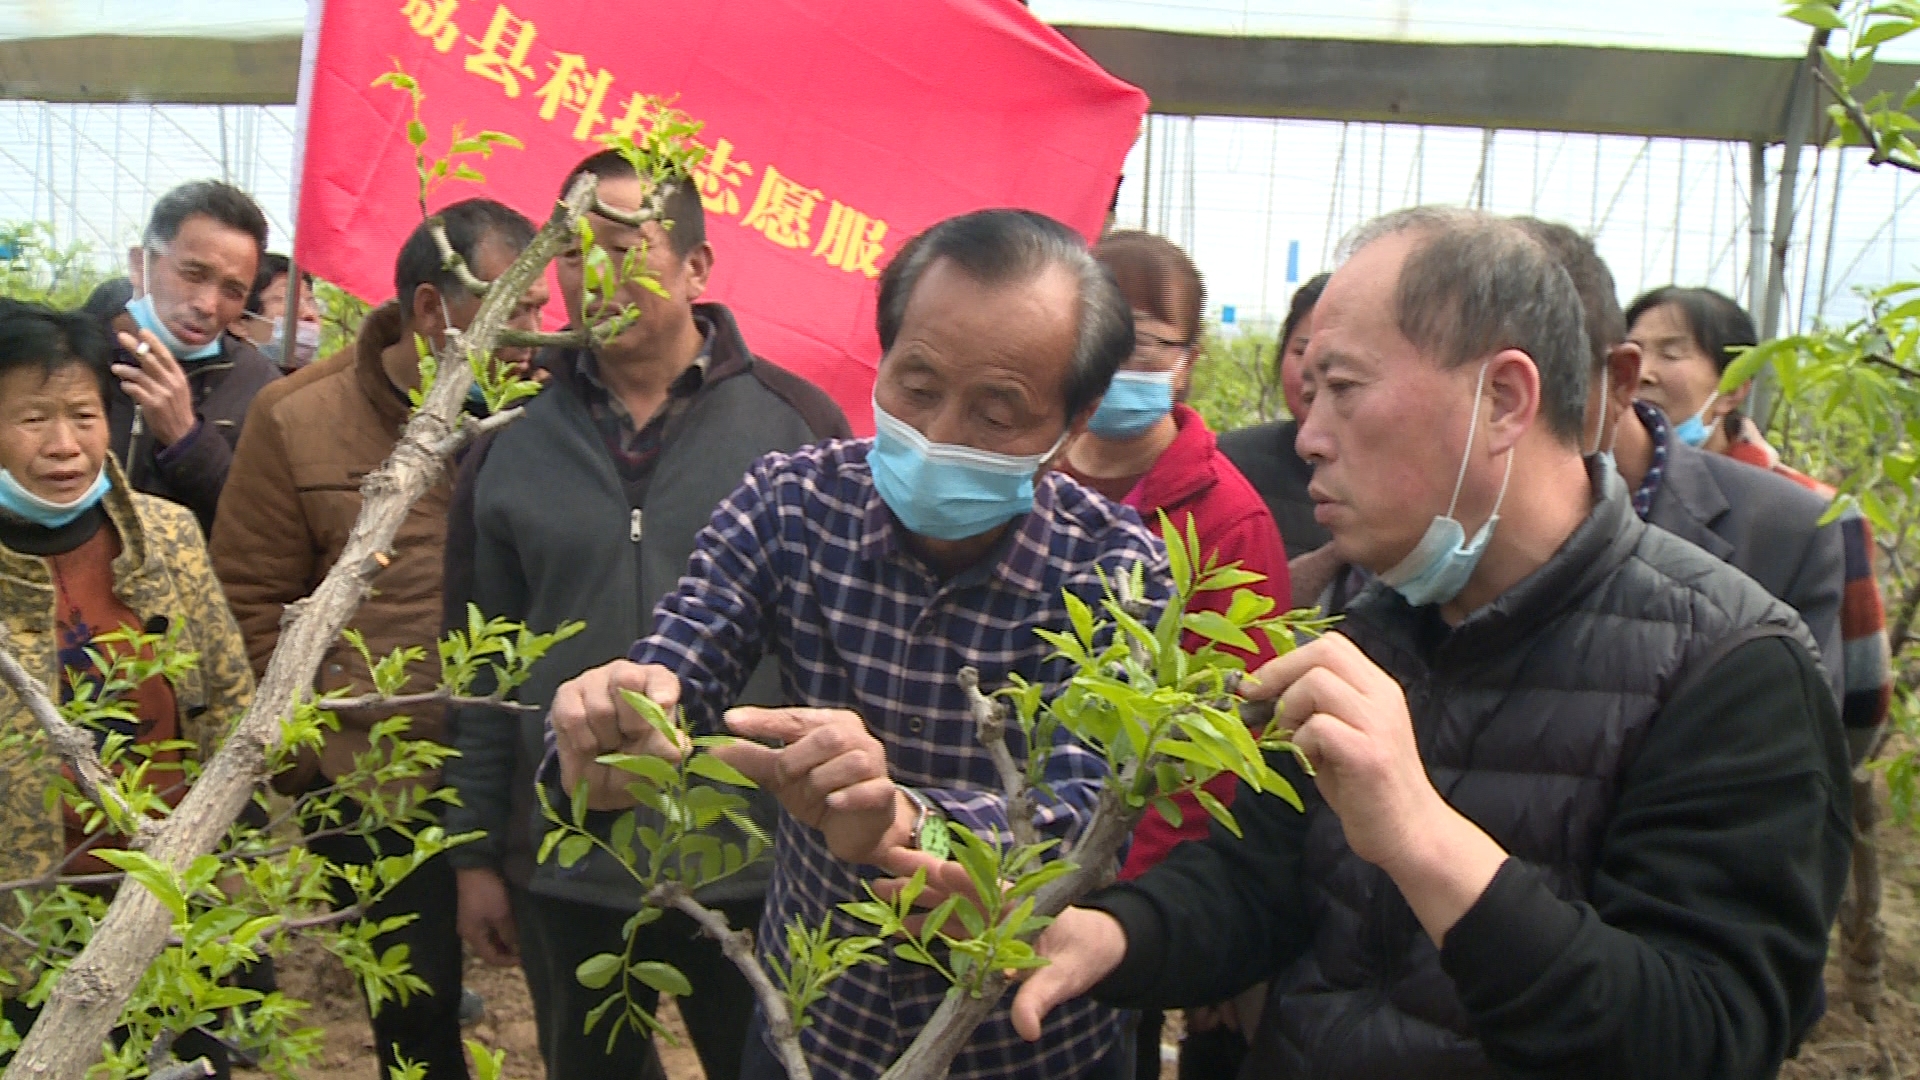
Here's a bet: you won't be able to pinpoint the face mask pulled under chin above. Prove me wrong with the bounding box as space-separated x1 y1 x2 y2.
1377 363 1515 608
127 294 222 362
1673 391 1720 448
0 467 110 529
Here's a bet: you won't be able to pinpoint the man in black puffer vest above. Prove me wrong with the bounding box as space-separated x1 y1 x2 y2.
1012 207 1852 1080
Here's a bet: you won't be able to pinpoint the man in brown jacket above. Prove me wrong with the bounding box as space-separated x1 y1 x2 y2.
210 198 546 1080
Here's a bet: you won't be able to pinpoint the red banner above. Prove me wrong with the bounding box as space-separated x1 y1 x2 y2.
298 0 1147 433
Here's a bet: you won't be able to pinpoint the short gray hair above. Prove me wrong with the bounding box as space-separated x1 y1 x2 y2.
1337 206 1590 443
877 209 1133 420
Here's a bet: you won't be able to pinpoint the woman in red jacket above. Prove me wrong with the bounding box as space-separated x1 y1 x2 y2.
1057 231 1291 1078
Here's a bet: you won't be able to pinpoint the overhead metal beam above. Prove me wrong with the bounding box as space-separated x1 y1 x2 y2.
1055 25 1920 145
5 24 1917 151
0 35 301 105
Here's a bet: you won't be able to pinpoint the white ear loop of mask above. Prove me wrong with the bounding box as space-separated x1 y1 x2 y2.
1589 363 1609 456
1444 362 1516 525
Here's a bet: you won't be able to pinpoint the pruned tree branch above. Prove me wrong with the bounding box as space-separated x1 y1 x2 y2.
588 177 674 230
428 216 493 296
147 1058 213 1080
5 171 644 1080
959 666 1037 849
497 328 590 350
650 881 812 1080
315 688 543 715
1812 63 1920 174
878 786 1137 1080
1864 352 1920 382
0 644 132 824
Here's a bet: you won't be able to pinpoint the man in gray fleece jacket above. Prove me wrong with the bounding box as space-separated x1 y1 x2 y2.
440 151 848 1080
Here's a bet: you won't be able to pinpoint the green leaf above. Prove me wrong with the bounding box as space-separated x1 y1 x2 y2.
618 688 682 751
1159 511 1192 592
685 753 757 789
919 894 961 944
557 834 593 868
631 960 692 997
1182 610 1258 653
576 953 622 990
94 849 187 922
602 753 679 789
1864 19 1917 49
1150 795 1184 829
1720 338 1790 392
582 993 618 1037
1063 590 1096 649
609 813 637 856
374 70 419 94
1786 2 1849 30
1194 788 1242 838
1195 565 1267 593
407 119 429 147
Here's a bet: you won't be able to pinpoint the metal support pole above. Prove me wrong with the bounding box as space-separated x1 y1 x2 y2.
1754 29 1831 424
1139 115 1151 231
1747 141 1769 320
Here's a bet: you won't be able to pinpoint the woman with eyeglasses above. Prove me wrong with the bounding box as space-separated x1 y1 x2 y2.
1056 230 1290 1080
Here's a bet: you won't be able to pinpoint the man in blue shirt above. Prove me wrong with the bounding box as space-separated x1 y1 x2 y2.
549 209 1166 1080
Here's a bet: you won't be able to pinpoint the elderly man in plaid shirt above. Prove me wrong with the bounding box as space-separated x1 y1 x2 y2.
550 209 1167 1080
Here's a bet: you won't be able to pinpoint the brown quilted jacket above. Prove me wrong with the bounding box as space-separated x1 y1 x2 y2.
0 459 253 988
210 303 452 793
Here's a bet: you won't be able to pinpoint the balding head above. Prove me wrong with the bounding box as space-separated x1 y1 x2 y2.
1339 207 1591 444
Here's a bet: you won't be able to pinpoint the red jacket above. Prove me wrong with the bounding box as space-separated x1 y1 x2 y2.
1118 404 1291 879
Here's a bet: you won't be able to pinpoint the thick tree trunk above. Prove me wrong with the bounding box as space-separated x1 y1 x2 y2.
5 177 601 1080
1839 767 1885 1022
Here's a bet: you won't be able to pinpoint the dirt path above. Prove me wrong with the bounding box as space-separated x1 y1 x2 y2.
262 784 1920 1080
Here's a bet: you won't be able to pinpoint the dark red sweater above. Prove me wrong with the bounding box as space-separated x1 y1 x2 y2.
1116 405 1291 879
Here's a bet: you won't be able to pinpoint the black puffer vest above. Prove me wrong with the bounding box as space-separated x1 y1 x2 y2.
1245 462 1817 1080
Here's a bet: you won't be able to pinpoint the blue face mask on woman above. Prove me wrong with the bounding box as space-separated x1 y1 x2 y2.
1672 391 1720 448
1377 363 1514 607
868 400 1066 542
0 467 110 529
1086 370 1176 439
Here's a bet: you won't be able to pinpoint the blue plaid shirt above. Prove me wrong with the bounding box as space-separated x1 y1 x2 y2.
630 437 1169 1080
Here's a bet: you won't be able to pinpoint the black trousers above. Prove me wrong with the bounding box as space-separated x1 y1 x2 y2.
306 798 469 1080
520 889 763 1080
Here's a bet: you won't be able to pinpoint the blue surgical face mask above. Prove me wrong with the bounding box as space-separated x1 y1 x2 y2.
1672 391 1719 448
255 317 321 368
0 466 110 529
1377 363 1514 607
1087 369 1176 439
868 400 1067 542
130 253 224 361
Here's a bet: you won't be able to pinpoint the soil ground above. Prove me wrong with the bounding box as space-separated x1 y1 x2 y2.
258 784 1920 1080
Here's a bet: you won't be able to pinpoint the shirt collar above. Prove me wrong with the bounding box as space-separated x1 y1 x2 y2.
576 313 716 401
